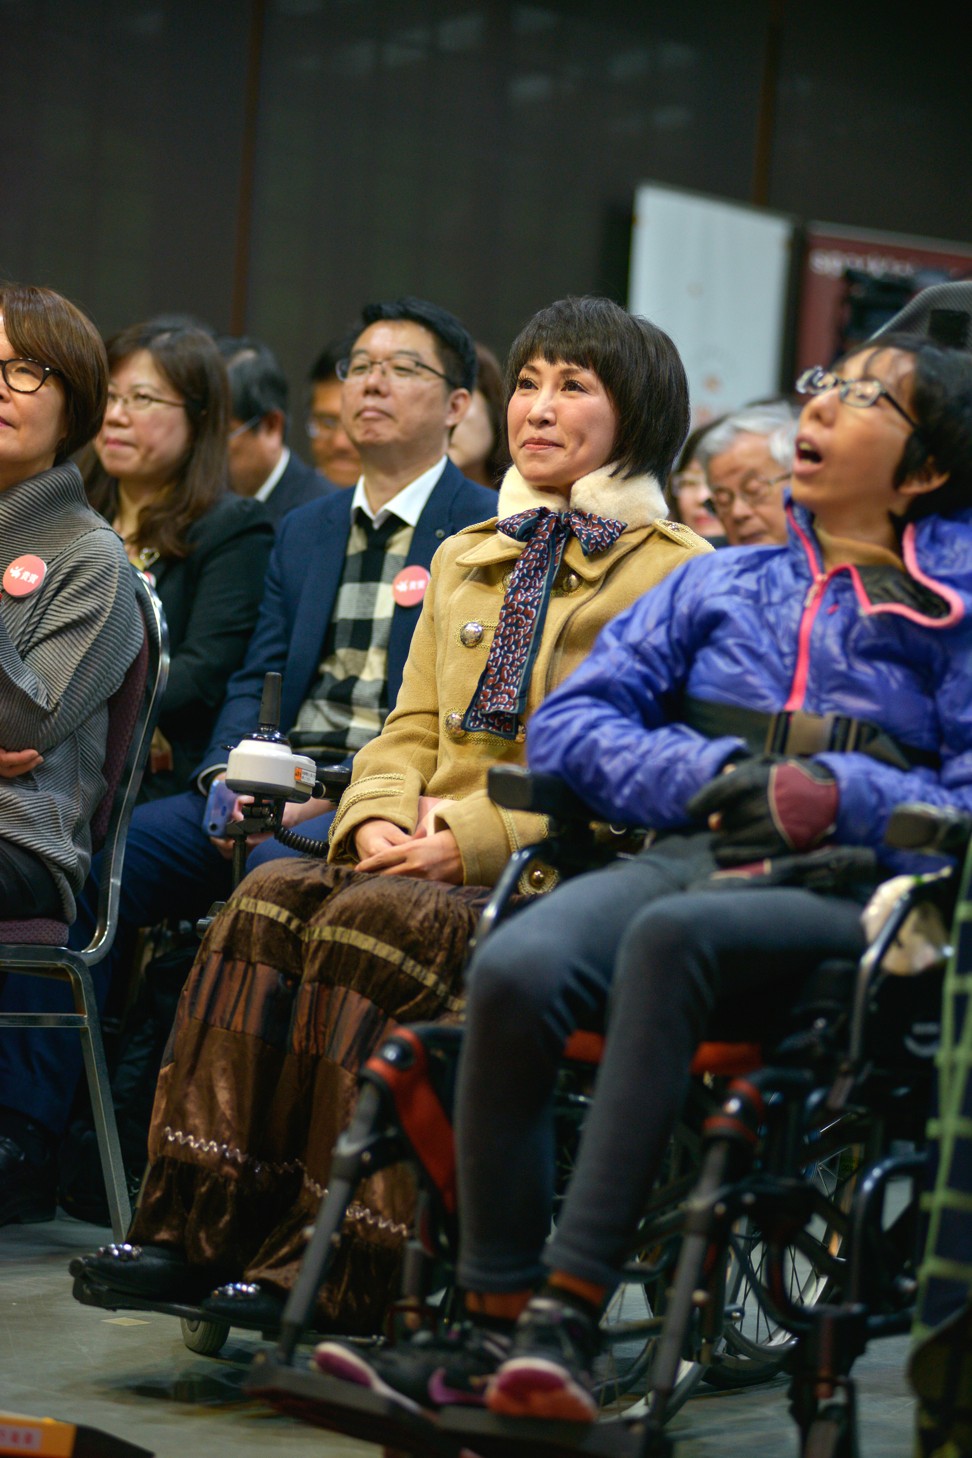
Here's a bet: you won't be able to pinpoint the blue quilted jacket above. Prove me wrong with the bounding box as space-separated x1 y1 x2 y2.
527 501 972 869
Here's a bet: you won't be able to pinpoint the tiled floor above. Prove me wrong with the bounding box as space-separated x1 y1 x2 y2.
1 1212 917 1458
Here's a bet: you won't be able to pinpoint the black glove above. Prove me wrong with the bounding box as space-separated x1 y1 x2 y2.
687 758 839 866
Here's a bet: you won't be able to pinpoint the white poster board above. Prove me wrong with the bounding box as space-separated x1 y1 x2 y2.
629 183 795 424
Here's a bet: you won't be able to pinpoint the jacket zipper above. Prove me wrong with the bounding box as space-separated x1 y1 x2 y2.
784 511 834 712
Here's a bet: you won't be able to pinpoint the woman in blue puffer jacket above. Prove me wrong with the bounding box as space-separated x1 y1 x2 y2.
313 326 972 1426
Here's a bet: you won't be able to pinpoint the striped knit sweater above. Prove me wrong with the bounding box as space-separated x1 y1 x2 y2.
0 462 142 919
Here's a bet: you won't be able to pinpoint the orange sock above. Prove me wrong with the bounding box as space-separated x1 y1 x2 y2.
547 1270 607 1312
464 1289 533 1323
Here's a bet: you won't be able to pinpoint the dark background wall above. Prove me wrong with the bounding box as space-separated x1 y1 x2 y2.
2 0 968 448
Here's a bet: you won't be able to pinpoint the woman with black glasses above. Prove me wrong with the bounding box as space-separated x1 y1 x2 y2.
0 283 145 1221
0 283 142 918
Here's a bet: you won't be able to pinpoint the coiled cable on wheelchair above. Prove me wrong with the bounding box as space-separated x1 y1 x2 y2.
274 826 331 858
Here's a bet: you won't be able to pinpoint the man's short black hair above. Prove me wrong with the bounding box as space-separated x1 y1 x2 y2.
506 295 689 482
358 297 477 393
217 335 289 424
848 330 972 519
309 333 357 385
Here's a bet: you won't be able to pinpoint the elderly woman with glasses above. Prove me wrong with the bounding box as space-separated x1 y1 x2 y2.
85 322 274 798
311 327 972 1428
75 295 711 1333
697 398 797 547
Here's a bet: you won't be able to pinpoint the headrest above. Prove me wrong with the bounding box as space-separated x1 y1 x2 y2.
871 280 972 351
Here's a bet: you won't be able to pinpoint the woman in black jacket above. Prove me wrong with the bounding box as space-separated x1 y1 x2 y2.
85 321 273 798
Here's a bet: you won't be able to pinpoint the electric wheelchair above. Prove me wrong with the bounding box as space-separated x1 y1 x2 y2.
235 770 962 1458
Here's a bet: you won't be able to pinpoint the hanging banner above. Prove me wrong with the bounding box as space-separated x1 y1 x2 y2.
628 182 795 425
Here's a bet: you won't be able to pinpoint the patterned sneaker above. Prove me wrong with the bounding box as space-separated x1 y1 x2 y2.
313 1322 512 1414
487 1294 600 1422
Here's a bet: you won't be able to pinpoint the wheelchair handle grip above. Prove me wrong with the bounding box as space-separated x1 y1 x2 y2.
487 764 594 822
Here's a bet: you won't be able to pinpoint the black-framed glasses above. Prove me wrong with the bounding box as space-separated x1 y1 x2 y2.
0 356 63 394
710 472 790 515
105 387 186 413
337 352 451 385
796 366 920 431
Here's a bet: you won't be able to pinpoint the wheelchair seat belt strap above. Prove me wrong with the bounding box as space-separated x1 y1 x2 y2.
682 696 940 772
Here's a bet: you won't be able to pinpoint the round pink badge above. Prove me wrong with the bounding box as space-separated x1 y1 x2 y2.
2 554 48 598
392 565 430 608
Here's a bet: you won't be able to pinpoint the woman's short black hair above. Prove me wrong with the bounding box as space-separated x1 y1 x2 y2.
505 296 689 482
847 331 972 520
309 332 358 385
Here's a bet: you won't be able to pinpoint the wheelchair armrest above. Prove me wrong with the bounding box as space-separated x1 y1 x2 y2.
487 765 595 824
885 802 972 857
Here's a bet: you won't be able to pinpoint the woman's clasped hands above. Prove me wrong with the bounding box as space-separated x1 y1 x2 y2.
354 796 463 883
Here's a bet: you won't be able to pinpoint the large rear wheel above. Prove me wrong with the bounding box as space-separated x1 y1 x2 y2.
704 1132 867 1387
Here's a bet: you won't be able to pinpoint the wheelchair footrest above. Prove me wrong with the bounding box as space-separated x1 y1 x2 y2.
438 1407 670 1458
244 1353 467 1456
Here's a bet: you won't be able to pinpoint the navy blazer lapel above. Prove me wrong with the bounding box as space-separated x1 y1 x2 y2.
281 492 354 726
385 460 489 707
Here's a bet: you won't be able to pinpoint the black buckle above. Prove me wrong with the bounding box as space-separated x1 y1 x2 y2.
764 710 865 757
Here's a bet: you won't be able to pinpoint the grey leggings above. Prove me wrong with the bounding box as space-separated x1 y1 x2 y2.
455 837 867 1293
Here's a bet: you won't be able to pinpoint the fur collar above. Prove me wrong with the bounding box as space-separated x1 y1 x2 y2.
495 463 668 530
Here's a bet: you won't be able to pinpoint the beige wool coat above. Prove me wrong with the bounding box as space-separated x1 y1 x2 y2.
328 464 711 886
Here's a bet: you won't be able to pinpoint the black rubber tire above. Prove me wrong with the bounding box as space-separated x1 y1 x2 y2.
180 1315 230 1356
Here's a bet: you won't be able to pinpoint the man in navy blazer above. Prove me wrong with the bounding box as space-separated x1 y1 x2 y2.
207 455 493 766
0 300 496 1211
221 334 336 522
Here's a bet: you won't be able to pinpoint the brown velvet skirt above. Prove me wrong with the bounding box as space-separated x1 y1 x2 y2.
128 858 490 1333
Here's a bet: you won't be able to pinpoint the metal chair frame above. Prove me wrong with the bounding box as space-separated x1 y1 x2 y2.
0 571 169 1238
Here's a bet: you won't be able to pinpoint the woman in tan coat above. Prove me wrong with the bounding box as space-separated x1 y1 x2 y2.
76 296 709 1334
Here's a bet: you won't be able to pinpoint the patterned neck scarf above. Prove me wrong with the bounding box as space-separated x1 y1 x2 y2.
462 506 625 739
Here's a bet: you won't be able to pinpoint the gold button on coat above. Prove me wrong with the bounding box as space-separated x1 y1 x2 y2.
459 621 485 647
444 711 466 740
562 571 581 593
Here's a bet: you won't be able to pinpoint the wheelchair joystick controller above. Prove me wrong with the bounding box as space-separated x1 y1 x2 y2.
218 673 351 888
224 672 319 809
194 675 351 936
